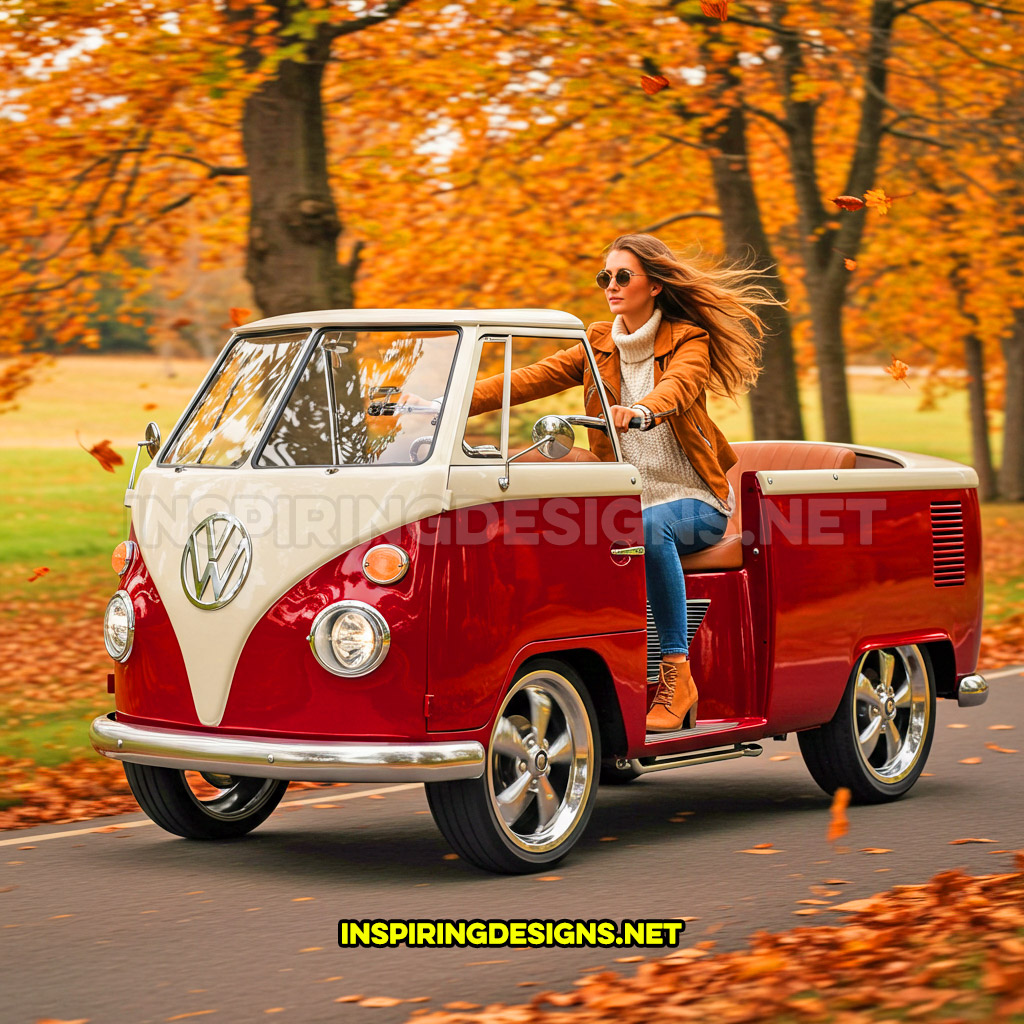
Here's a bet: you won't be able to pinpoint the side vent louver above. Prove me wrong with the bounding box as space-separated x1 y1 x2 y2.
646 600 710 681
931 500 966 587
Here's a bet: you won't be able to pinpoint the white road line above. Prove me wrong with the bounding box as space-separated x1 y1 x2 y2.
0 783 423 847
984 666 1024 680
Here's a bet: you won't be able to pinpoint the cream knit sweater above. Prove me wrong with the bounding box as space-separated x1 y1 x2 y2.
613 310 734 516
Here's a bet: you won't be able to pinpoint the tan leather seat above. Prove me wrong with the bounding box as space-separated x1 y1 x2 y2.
678 441 857 571
511 446 600 463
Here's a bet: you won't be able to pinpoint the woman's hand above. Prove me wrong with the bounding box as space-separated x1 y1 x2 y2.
608 405 638 431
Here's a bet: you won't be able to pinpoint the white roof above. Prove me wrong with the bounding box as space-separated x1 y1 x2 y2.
238 308 585 333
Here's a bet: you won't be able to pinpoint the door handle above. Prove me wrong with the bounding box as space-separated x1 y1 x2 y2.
610 545 645 557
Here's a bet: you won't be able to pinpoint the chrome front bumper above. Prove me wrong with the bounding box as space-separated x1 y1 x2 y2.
89 714 486 783
956 674 988 708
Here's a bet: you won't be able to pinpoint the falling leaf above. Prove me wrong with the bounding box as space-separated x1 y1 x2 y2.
864 188 893 214
142 402 158 411
359 997 404 1008
169 316 193 330
640 74 670 95
27 567 49 583
844 258 857 271
76 433 124 473
985 743 1019 754
884 355 911 387
828 787 850 843
860 848 892 854
229 307 252 326
960 757 982 764
949 838 997 845
700 0 729 19
831 195 866 212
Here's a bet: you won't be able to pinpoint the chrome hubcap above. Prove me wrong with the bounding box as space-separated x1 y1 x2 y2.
853 646 930 783
487 671 594 854
183 772 281 821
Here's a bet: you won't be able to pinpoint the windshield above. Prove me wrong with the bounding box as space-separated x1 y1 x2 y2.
258 328 460 467
163 327 461 468
162 330 311 467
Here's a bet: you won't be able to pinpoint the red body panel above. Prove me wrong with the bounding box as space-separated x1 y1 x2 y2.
425 497 646 732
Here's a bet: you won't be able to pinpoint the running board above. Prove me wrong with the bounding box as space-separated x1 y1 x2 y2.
620 743 763 775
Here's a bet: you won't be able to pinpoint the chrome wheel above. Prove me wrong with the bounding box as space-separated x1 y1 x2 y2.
798 643 936 803
424 659 600 873
487 670 596 854
852 647 931 783
184 772 285 822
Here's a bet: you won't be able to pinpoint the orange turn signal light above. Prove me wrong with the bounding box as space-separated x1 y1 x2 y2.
112 540 137 576
361 544 410 585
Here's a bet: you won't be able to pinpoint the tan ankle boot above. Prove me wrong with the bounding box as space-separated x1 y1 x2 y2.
646 658 699 732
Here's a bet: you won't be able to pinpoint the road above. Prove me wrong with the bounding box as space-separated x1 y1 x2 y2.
3 667 1022 1024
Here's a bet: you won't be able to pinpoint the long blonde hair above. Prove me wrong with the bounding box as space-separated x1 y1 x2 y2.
608 234 776 399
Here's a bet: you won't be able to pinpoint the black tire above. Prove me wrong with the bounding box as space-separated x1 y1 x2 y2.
798 644 936 804
600 760 642 785
425 659 600 874
124 762 289 839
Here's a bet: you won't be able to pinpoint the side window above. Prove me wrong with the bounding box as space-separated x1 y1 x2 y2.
462 338 507 458
507 335 598 455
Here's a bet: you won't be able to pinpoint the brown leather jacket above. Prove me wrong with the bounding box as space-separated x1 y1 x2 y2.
467 317 738 507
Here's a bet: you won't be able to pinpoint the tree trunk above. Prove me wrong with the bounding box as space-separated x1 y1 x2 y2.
998 308 1024 501
707 104 804 441
806 282 854 443
240 28 352 317
963 330 997 501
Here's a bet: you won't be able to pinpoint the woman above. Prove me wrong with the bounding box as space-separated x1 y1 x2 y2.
453 234 770 731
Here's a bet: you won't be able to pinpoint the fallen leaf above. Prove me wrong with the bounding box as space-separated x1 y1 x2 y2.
599 836 618 842
76 434 124 473
769 754 791 761
640 74 670 95
442 853 459 860
615 956 645 963
752 843 774 849
830 899 877 913
537 875 562 881
989 724 1015 731
985 743 1019 754
741 848 781 855
797 899 831 905
949 838 998 845
823 879 851 885
864 188 893 214
828 787 850 843
960 757 982 764
444 1003 481 1011
793 909 820 916
700 0 729 19
859 848 892 854
334 995 364 1003
947 723 969 729
359 997 403 1008
831 195 866 212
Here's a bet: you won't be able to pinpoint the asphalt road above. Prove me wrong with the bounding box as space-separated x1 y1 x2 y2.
3 666 1022 1024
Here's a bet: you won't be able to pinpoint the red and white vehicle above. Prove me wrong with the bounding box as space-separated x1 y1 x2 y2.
91 309 988 873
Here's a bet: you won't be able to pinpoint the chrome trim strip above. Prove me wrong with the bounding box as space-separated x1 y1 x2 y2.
610 546 645 557
89 714 486 782
956 673 989 708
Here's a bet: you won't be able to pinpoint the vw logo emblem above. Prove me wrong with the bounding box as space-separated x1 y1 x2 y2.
180 513 252 609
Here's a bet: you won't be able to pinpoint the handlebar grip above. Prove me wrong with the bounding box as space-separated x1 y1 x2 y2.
627 416 643 429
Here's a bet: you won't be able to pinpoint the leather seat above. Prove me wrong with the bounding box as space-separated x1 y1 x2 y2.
678 441 857 571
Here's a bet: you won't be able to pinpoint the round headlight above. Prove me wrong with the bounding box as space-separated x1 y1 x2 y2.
308 601 390 677
103 590 135 663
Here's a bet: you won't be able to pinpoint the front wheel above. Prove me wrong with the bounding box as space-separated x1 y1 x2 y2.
425 660 600 874
124 763 289 839
798 644 936 803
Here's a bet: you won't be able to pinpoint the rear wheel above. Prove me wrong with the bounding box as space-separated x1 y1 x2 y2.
798 645 935 803
426 660 600 874
124 763 289 839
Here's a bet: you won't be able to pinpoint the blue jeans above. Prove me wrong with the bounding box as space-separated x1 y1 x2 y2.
643 498 728 656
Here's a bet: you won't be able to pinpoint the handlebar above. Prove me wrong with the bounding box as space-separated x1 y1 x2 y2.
565 414 643 432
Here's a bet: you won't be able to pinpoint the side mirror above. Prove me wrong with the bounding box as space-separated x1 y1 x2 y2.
144 421 161 459
531 415 575 460
499 415 576 491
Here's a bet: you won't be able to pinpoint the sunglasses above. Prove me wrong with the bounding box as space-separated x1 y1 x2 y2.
596 268 647 289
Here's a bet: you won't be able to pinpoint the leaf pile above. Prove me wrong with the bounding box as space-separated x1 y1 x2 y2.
405 859 1024 1024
